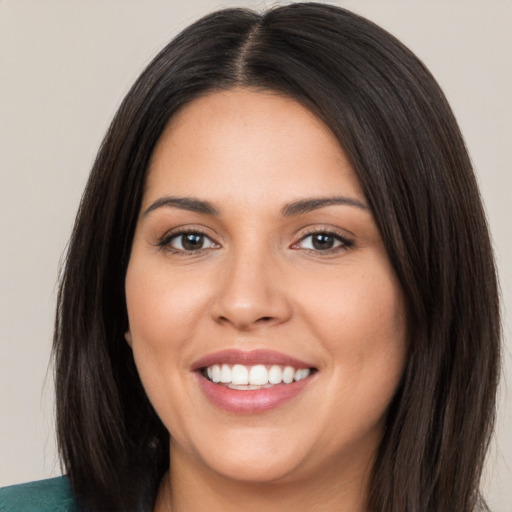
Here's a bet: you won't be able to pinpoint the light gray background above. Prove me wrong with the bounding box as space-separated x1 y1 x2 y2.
1 0 510 509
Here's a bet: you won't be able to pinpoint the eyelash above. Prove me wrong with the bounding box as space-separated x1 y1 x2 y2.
292 229 354 255
156 228 216 255
156 228 354 256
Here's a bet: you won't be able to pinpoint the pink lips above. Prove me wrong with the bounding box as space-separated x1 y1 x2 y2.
192 349 316 414
191 348 313 371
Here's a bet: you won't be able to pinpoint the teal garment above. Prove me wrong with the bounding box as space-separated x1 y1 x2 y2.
0 477 76 512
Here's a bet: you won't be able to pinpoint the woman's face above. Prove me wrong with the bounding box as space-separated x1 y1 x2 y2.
125 88 407 486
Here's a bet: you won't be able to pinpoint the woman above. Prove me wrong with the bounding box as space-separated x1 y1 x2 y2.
0 3 500 511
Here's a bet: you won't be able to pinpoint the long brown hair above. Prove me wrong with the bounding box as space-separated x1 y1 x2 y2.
53 4 500 511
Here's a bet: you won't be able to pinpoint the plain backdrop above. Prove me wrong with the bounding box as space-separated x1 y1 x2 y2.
1 0 511 510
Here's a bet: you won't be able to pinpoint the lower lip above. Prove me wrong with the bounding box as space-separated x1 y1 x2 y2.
195 373 313 414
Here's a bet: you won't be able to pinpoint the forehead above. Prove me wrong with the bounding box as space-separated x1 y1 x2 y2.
144 88 365 209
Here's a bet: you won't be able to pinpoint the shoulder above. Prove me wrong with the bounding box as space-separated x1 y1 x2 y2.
0 476 76 512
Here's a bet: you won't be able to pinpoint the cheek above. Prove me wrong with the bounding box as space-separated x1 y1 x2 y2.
124 258 210 440
297 257 407 416
300 257 406 358
125 258 209 350
124 257 205 403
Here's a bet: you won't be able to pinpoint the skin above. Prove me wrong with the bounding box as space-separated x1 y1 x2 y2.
125 88 408 512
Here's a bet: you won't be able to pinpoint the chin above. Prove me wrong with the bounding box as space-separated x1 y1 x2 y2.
203 451 304 484
174 426 313 484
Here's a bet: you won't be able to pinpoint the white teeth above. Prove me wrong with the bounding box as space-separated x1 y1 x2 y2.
231 364 249 385
268 365 283 384
204 363 312 387
300 368 310 380
295 368 310 381
249 364 268 385
220 364 231 383
283 366 295 384
211 365 221 383
229 384 268 390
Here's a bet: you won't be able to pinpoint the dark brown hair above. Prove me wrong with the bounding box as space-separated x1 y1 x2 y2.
53 3 500 511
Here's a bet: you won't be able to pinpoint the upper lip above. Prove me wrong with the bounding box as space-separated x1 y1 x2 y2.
191 349 316 371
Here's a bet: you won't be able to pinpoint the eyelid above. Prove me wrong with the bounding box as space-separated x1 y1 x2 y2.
291 227 354 253
156 227 220 254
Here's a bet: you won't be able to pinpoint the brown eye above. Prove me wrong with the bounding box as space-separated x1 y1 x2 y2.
295 231 353 253
168 232 217 252
311 233 336 250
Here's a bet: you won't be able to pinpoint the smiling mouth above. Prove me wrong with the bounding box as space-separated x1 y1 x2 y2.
201 363 315 390
194 350 317 412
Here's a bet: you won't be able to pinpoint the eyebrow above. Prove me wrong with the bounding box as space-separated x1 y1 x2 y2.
143 196 220 217
280 196 370 216
143 194 369 218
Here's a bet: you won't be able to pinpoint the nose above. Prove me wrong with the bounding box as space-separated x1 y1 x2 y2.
210 246 293 332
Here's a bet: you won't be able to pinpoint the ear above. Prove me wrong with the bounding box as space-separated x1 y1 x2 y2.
125 330 133 347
